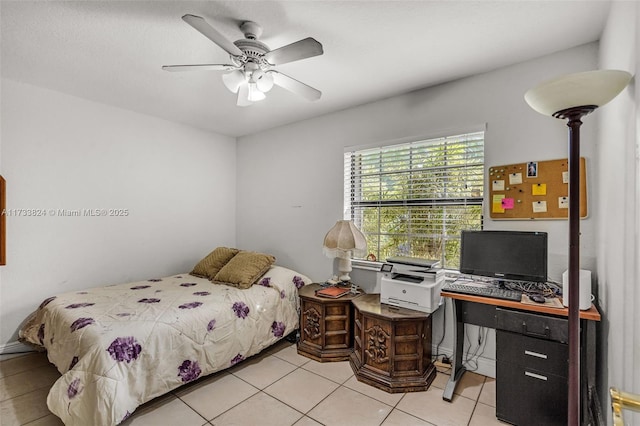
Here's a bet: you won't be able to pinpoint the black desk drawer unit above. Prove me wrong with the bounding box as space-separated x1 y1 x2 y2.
496 308 569 343
495 308 569 426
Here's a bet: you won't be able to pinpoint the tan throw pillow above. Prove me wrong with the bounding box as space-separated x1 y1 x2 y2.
190 247 240 280
213 251 276 289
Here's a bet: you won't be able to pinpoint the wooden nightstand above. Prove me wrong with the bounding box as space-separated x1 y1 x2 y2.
350 293 436 393
297 283 360 362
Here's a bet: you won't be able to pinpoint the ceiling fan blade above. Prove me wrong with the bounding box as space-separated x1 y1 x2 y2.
264 38 323 66
271 71 321 101
182 14 244 57
236 84 252 107
162 64 238 72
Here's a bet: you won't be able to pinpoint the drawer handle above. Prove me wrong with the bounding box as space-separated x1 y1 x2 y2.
524 350 548 359
522 322 551 338
525 371 548 381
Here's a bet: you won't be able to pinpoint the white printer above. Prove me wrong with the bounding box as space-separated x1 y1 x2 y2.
380 256 444 314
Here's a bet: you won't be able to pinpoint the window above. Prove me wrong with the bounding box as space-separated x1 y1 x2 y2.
344 131 484 269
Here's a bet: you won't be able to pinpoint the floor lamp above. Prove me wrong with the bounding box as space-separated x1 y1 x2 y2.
525 69 632 425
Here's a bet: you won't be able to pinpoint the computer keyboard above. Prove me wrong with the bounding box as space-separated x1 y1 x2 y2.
443 282 523 302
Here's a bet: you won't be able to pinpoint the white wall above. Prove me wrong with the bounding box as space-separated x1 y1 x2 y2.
598 1 639 423
0 79 237 347
237 43 598 376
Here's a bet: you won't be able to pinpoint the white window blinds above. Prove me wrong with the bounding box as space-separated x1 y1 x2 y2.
344 131 484 269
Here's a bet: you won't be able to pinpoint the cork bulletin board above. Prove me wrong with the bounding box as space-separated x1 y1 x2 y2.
488 157 587 220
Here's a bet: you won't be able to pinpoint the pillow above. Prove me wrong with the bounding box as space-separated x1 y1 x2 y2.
190 247 240 279
213 251 276 289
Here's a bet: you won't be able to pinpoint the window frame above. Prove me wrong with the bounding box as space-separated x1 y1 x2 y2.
343 128 485 269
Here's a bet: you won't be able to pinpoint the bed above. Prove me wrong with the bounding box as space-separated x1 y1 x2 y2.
19 248 311 426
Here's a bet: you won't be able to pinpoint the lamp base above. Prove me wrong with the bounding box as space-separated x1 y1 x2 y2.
337 257 353 282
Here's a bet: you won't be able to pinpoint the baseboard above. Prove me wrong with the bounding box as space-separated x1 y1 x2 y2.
432 345 496 379
465 353 496 378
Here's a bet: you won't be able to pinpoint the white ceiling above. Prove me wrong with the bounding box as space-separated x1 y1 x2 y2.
1 1 611 137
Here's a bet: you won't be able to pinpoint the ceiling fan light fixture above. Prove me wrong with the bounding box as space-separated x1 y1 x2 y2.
222 70 246 93
255 71 274 93
248 83 266 102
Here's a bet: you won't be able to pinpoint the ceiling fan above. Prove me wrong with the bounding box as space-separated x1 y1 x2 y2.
163 14 324 106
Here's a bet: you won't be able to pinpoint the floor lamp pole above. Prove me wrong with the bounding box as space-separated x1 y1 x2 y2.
555 105 596 426
525 69 632 426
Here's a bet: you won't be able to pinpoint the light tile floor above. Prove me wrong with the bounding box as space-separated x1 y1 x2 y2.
0 341 509 426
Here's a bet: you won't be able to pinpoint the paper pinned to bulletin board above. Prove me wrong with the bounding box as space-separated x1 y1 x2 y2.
489 157 587 220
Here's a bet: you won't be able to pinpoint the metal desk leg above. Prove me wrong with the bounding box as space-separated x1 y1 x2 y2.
443 298 466 401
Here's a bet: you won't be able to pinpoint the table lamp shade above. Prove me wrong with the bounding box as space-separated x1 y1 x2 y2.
322 220 367 259
524 69 632 117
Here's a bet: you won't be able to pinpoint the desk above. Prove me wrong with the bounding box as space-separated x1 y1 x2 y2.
441 291 601 425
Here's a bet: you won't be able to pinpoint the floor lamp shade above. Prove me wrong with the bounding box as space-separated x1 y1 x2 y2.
524 70 632 116
322 220 367 282
524 68 631 426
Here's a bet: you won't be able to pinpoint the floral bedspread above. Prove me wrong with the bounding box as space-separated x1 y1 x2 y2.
20 266 310 426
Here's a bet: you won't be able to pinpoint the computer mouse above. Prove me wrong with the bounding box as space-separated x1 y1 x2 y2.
529 294 546 303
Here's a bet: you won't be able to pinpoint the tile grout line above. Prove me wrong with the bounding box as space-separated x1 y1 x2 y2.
466 377 486 426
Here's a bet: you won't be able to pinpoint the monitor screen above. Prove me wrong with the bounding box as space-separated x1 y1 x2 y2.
459 230 548 283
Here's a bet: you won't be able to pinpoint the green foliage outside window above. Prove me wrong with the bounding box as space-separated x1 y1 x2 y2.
345 132 484 269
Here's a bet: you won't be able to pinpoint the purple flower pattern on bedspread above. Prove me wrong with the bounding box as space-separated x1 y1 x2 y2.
148 278 162 282
39 296 56 309
130 285 151 290
70 317 94 332
293 276 305 289
271 321 286 338
232 301 249 319
177 360 201 383
67 378 82 399
231 354 245 365
179 282 197 287
107 337 142 363
207 319 216 332
138 298 161 304
65 302 94 309
179 302 202 309
258 277 271 287
193 291 210 296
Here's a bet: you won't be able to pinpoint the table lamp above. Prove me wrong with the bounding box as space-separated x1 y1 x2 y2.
322 220 367 282
524 69 632 426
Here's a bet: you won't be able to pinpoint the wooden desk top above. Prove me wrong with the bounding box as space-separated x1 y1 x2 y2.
441 291 601 321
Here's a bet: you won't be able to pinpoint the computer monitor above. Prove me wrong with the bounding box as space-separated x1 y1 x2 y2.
459 230 548 283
